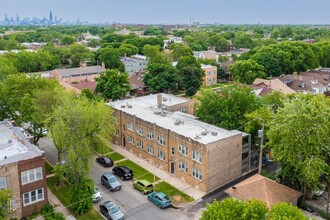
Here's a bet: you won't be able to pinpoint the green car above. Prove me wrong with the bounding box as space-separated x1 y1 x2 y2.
133 179 154 194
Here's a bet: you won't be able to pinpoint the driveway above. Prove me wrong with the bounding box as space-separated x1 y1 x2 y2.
90 158 190 220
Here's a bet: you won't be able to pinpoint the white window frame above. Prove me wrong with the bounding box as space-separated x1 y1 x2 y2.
137 140 143 149
170 147 175 156
136 126 143 136
147 145 154 155
178 161 188 173
192 168 202 180
178 145 188 156
127 122 134 131
23 188 44 206
157 149 165 160
147 130 154 140
157 135 166 146
192 150 202 163
0 177 6 189
128 135 134 145
21 167 43 185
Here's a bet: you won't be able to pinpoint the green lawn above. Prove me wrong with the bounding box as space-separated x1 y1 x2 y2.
47 177 103 220
109 152 125 162
116 159 160 183
45 162 54 175
155 181 194 204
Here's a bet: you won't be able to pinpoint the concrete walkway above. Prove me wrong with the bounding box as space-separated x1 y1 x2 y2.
46 187 76 220
111 144 205 200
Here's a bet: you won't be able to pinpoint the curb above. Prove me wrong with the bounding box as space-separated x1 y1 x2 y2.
172 198 202 209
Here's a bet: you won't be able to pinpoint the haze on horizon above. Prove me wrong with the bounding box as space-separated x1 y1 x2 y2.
0 0 329 25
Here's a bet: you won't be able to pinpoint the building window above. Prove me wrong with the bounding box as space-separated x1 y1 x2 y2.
23 188 44 206
21 167 43 185
115 129 119 137
178 161 188 173
128 135 134 145
122 124 126 132
158 149 165 160
137 140 144 149
157 135 166 146
137 126 143 136
192 168 202 180
147 130 154 140
127 122 134 131
147 145 154 155
0 177 6 189
171 147 175 156
180 108 187 113
178 145 188 156
192 150 202 163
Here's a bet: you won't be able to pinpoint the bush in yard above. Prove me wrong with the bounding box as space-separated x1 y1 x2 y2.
70 177 94 215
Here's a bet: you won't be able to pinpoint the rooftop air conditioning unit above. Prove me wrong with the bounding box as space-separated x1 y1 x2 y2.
211 131 218 136
174 120 180 125
120 105 126 108
201 131 207 136
154 110 161 115
127 104 133 108
160 111 166 116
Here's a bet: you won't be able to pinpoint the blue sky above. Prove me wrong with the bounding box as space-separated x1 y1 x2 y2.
0 0 329 24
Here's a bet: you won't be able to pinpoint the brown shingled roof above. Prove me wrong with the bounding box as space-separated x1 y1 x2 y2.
71 80 96 91
225 174 302 208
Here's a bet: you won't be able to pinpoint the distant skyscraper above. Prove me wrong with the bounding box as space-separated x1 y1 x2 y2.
49 10 53 22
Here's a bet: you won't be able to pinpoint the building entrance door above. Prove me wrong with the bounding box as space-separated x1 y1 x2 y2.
122 136 126 147
170 161 175 174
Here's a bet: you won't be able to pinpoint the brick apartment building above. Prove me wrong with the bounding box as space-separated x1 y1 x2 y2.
0 120 48 218
110 94 252 193
201 64 217 86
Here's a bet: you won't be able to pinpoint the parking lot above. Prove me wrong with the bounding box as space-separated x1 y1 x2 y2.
90 158 190 220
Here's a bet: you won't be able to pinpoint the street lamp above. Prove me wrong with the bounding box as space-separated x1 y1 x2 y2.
254 116 265 174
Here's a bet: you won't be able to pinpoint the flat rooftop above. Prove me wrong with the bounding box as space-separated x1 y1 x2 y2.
110 94 241 145
0 120 44 167
54 65 106 77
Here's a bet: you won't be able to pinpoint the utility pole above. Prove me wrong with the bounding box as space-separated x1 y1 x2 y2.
254 116 265 174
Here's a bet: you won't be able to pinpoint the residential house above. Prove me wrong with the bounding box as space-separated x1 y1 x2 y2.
225 174 302 208
121 55 148 74
193 50 219 61
51 65 106 93
253 78 296 96
0 120 48 218
110 94 253 193
201 64 217 86
81 31 101 41
279 71 330 94
163 36 184 49
129 72 148 97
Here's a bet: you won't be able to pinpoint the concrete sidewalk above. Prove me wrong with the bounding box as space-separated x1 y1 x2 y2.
46 187 76 220
111 144 205 200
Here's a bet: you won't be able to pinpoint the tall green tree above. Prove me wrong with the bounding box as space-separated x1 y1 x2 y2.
61 35 76 45
180 66 204 97
229 60 266 84
118 44 139 56
68 44 91 67
266 203 308 220
196 86 263 130
169 43 193 61
268 94 330 200
143 63 179 93
208 35 228 52
0 189 12 219
95 69 130 100
97 47 125 71
0 57 17 81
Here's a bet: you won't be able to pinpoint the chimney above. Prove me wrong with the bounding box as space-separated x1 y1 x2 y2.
157 94 162 109
101 62 105 68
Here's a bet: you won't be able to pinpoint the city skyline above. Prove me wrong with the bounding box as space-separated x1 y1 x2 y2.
0 0 330 25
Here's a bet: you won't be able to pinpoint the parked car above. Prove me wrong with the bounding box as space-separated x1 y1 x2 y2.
96 156 114 167
92 187 102 203
133 179 153 194
101 172 122 191
99 201 125 220
147 192 172 208
112 166 134 180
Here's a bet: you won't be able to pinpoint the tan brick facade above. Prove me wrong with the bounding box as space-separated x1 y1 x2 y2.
202 65 217 86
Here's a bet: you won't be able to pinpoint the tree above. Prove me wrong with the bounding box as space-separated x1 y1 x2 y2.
70 177 94 215
180 66 204 97
143 44 171 64
208 35 228 52
0 57 17 81
87 39 100 48
233 31 255 49
97 47 125 71
201 198 268 220
68 44 91 67
266 203 308 220
169 43 193 61
262 91 287 113
49 95 114 186
118 44 139 56
0 189 12 219
143 63 179 93
176 55 200 70
95 69 130 100
229 60 266 84
267 94 330 200
196 86 263 130
61 35 76 45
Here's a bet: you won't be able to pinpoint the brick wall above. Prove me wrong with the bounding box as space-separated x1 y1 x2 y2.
18 155 48 218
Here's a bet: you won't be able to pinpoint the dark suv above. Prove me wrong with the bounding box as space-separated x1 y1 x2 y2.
96 156 113 167
112 166 134 180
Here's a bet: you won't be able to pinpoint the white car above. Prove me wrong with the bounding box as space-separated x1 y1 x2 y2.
92 187 102 203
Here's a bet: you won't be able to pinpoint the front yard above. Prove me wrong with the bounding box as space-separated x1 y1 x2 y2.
47 177 103 220
155 181 194 204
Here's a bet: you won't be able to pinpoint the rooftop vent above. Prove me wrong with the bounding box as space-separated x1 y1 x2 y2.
162 97 168 102
174 120 180 125
120 105 126 108
127 104 133 108
160 111 166 116
211 131 218 136
154 110 161 115
8 139 12 144
201 131 207 136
